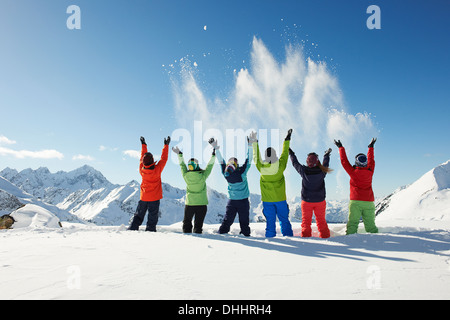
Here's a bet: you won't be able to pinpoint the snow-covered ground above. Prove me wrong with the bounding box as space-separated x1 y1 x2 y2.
1 220 449 300
1 160 450 300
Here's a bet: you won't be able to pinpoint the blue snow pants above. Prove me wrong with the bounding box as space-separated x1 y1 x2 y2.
262 200 293 237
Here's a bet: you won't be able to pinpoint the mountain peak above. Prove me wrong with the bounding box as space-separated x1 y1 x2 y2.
432 160 450 191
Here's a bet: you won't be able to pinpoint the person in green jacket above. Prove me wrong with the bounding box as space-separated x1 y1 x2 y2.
172 145 215 234
251 129 293 237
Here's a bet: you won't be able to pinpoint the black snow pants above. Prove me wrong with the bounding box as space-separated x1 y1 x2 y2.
128 200 160 231
183 205 207 234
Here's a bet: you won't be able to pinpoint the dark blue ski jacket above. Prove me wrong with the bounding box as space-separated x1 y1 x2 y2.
289 152 330 203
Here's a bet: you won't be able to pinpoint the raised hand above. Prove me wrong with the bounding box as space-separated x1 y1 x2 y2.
334 139 342 148
208 138 219 149
172 146 182 155
285 129 293 141
368 137 377 148
247 131 258 144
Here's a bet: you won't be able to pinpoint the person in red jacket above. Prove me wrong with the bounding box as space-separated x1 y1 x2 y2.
128 135 170 231
334 138 378 235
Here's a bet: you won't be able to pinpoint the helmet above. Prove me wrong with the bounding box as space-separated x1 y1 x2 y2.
188 158 199 171
355 153 367 167
306 152 319 168
142 153 154 167
265 147 278 164
225 158 238 174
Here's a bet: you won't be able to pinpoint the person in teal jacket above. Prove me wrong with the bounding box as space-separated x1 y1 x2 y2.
251 129 293 237
172 145 215 234
209 136 252 236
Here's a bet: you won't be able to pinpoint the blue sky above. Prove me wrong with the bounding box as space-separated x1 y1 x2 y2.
0 0 449 200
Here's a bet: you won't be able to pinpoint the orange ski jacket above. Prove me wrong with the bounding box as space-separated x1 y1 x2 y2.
139 143 169 202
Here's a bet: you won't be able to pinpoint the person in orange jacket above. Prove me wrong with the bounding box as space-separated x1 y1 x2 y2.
128 135 170 231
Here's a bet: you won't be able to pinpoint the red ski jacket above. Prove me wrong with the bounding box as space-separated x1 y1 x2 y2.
139 143 169 202
339 146 375 202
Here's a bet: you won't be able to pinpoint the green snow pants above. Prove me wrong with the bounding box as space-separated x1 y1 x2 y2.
346 200 378 235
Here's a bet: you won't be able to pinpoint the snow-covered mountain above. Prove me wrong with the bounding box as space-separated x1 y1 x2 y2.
0 165 351 226
0 166 265 226
376 160 450 221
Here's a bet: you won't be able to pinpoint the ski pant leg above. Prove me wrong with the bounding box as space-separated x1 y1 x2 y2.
219 200 238 234
276 200 293 237
300 200 314 237
262 202 277 238
128 200 148 230
314 200 330 238
193 205 207 234
346 200 362 235
183 205 195 233
145 200 160 232
361 201 378 233
237 198 251 236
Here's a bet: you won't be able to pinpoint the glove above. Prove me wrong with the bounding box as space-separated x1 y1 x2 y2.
208 138 219 150
247 131 258 144
140 136 147 145
172 146 182 155
324 148 332 156
368 137 377 148
285 129 293 141
164 136 171 145
334 139 342 148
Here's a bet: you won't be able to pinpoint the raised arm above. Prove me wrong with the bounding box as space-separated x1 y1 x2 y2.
240 143 253 176
335 140 354 175
156 136 170 171
367 138 376 172
204 154 216 179
140 136 148 170
322 148 331 168
289 148 305 177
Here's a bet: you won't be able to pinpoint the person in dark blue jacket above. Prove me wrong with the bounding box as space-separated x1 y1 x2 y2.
289 148 333 238
209 137 252 236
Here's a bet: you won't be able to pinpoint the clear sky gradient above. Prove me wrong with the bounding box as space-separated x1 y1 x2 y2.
0 0 449 200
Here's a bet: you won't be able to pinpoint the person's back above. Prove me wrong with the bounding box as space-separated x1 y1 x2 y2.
254 142 290 203
339 145 375 202
251 129 293 237
210 137 252 236
129 136 170 231
182 166 211 205
173 146 215 234
335 138 378 235
290 149 332 238
140 144 168 202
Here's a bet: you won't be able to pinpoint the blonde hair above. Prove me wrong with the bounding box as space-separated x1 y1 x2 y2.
318 161 333 174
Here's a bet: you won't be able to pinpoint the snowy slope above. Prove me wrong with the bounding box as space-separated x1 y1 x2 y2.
1 161 450 300
1 222 449 300
377 160 450 221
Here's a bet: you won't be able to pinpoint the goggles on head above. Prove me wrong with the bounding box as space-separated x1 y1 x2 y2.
225 158 238 175
188 159 199 171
